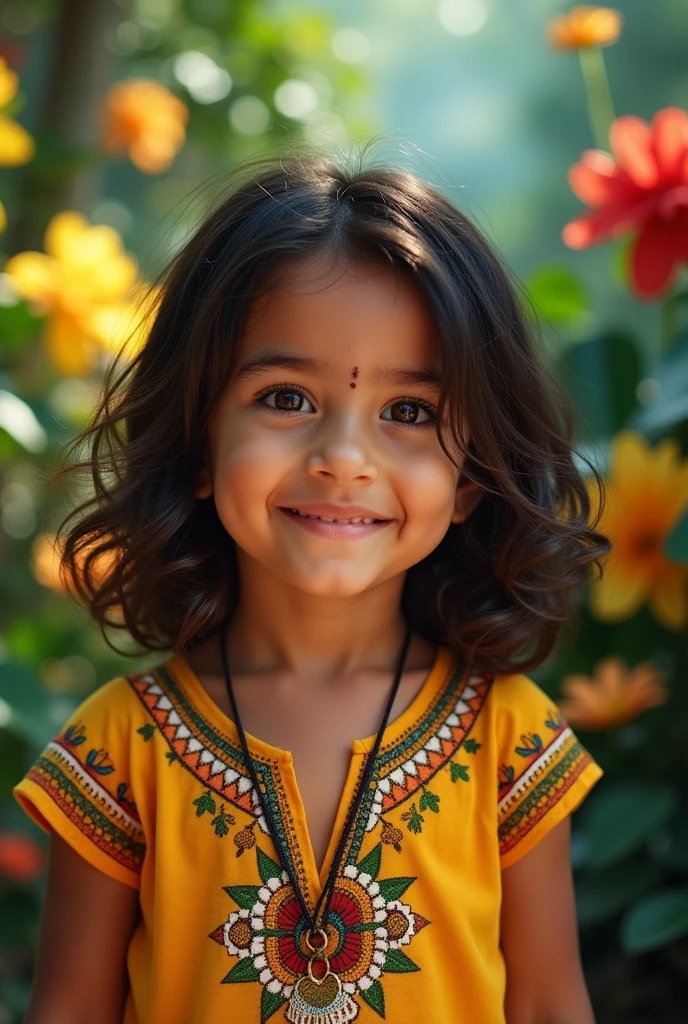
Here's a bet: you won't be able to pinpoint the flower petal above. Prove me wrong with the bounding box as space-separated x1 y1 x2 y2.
4 252 58 305
630 212 685 298
568 150 620 207
611 116 659 189
590 566 648 622
44 212 90 260
0 59 18 107
43 310 98 377
649 566 688 631
0 114 35 166
652 107 688 180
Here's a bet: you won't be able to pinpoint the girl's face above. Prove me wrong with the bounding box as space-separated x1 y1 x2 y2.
197 255 483 598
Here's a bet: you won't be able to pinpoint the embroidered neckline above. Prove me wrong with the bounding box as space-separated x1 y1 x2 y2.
165 645 455 760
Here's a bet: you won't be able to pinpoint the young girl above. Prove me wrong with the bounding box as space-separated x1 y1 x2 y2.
14 153 610 1024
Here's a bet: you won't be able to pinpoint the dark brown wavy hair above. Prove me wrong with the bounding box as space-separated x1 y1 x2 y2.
50 150 611 674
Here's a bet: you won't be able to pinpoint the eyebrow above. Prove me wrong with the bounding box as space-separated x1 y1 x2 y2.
233 348 442 390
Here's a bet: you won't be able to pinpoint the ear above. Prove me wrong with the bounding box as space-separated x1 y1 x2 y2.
451 474 484 525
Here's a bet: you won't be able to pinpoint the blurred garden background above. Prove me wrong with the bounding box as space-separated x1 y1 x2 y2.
0 0 687 1020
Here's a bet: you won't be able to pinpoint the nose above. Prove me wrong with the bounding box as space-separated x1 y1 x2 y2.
305 416 378 485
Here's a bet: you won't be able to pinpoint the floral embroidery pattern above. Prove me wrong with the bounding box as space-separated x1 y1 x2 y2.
22 720 145 874
209 843 429 1023
128 658 492 878
497 706 595 858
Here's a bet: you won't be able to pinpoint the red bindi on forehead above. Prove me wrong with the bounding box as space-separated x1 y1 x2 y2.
350 366 359 389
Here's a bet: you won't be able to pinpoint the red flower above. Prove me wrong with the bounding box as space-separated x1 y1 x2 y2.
0 831 44 882
562 107 688 298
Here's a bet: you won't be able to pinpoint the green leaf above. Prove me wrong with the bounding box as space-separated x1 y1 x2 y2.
378 877 414 902
357 843 382 879
526 266 589 325
665 510 688 564
212 808 231 837
360 978 386 1017
450 762 470 783
464 738 481 754
257 846 282 883
224 885 262 910
579 783 678 870
418 788 439 813
575 857 663 928
630 326 688 434
383 948 419 973
193 791 216 817
621 889 688 954
221 957 261 984
557 330 642 438
137 724 156 742
0 661 64 748
261 988 287 1022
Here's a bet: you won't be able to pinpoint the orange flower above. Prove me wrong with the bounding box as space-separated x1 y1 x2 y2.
0 831 44 882
547 6 622 50
587 432 688 630
559 657 668 730
31 531 121 600
563 107 688 298
101 79 188 174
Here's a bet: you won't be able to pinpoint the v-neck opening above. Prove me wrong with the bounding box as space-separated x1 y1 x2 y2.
164 644 456 900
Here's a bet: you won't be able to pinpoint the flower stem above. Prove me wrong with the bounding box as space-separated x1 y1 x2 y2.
578 46 616 151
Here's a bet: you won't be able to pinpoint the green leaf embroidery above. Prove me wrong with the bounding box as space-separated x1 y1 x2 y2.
261 988 287 1022
400 803 424 834
193 790 216 817
464 738 481 754
221 957 260 984
360 978 386 1018
384 948 420 973
418 788 440 813
224 884 262 910
378 876 415 902
211 805 235 837
357 843 382 879
165 750 179 765
137 724 155 742
257 846 282 883
450 762 470 783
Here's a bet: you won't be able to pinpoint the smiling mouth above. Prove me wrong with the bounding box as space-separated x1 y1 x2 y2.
281 508 388 525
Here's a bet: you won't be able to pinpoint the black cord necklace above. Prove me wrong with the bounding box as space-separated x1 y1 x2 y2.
218 616 412 1019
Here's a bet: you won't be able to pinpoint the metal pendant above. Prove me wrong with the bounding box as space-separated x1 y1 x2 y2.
285 928 359 1024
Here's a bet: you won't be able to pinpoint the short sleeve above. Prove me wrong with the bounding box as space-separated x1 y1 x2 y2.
495 673 603 870
12 676 146 889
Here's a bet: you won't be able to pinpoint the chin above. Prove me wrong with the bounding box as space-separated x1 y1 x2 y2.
288 565 379 599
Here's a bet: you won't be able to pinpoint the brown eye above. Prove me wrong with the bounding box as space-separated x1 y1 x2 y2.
262 388 314 413
382 400 433 425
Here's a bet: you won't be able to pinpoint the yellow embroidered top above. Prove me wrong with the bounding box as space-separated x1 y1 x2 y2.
13 646 602 1024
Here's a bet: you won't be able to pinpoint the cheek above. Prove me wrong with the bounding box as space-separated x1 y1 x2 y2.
394 447 459 540
211 428 290 528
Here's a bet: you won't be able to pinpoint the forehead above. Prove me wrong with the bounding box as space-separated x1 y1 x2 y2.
236 254 441 371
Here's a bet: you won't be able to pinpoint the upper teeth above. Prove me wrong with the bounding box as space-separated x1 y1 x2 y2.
289 509 376 525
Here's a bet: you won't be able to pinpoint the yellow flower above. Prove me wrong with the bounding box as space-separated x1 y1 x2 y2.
559 657 668 730
0 57 34 166
547 6 623 50
101 79 188 174
5 211 141 376
588 431 688 630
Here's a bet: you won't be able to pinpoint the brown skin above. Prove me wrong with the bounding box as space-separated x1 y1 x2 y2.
27 256 594 1023
25 832 139 1024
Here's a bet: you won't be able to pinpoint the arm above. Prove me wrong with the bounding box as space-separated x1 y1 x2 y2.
25 831 140 1024
500 817 595 1024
